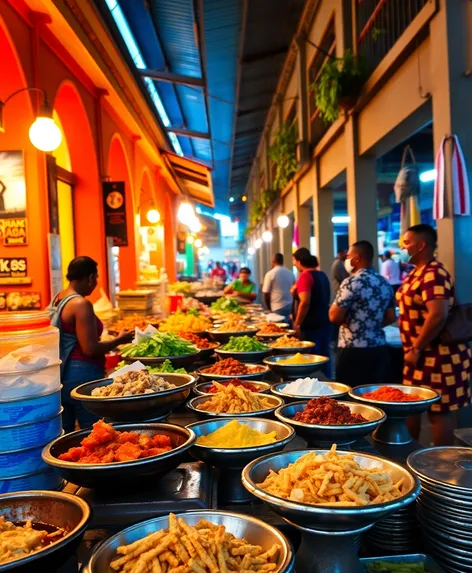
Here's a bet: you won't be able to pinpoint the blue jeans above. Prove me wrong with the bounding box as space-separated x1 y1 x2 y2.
301 326 332 377
61 360 104 433
273 303 292 325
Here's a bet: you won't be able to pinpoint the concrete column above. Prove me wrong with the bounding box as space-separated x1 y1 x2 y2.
279 220 293 268
294 201 311 250
430 0 472 302
345 116 378 259
312 185 335 274
295 34 310 165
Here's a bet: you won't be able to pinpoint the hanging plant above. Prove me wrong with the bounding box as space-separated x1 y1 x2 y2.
312 50 369 124
269 122 298 191
248 200 263 229
261 189 277 210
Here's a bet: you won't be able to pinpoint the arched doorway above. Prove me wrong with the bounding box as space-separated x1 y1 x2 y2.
106 135 137 290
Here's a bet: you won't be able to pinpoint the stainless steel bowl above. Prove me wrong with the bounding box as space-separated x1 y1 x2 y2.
84 510 295 573
257 329 296 340
186 393 284 420
196 363 269 381
269 340 316 355
71 373 196 421
349 385 440 445
0 491 90 573
271 381 351 402
274 401 386 447
207 328 258 343
263 354 330 378
194 380 271 396
242 449 420 531
215 346 273 362
122 351 201 369
42 423 196 489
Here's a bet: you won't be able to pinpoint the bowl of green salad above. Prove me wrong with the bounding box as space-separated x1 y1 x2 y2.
214 335 273 363
120 332 200 369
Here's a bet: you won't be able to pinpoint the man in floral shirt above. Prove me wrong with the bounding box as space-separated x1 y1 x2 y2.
329 240 396 387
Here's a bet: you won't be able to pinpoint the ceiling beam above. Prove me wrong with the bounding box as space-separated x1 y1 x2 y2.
166 127 210 140
241 46 288 65
138 69 205 88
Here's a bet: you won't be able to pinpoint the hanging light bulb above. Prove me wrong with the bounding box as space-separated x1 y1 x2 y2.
29 111 62 152
277 215 290 229
247 247 255 255
254 239 262 249
262 230 273 243
194 238 203 248
146 208 161 224
187 235 195 245
177 201 195 225
189 217 202 233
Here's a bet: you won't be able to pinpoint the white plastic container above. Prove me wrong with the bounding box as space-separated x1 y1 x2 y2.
0 311 59 360
0 362 61 400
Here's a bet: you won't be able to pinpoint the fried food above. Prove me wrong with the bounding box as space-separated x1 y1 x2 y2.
212 320 252 333
58 420 172 464
110 513 281 573
200 358 264 377
92 370 176 397
196 420 277 448
159 313 212 333
257 444 408 506
174 332 216 350
0 518 65 565
206 379 259 393
197 383 273 414
363 386 422 402
277 353 321 365
256 323 287 335
110 315 157 332
293 397 368 425
270 336 309 348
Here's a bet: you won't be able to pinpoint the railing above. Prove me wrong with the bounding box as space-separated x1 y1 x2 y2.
356 0 430 70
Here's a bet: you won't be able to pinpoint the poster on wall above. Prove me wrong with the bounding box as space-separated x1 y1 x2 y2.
0 217 28 245
48 233 63 299
0 257 32 285
0 291 41 312
0 151 26 218
103 181 128 246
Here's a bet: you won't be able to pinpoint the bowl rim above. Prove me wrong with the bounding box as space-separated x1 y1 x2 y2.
242 448 421 515
348 384 441 406
71 373 196 403
215 346 271 356
197 363 269 378
271 381 351 400
187 393 284 416
256 329 296 338
274 400 387 430
263 354 330 366
0 490 91 571
122 350 201 363
268 340 316 350
194 380 272 395
186 417 296 453
42 422 196 470
87 509 294 571
207 327 258 335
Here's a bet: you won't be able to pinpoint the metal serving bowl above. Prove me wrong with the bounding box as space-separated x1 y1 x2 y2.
194 342 219 361
0 491 90 573
274 401 386 447
207 328 258 344
269 340 316 355
71 373 196 421
215 346 273 362
186 393 284 421
242 449 420 531
349 384 440 445
42 423 196 489
122 351 201 369
271 381 351 403
263 354 330 379
187 418 295 502
194 380 271 396
83 510 295 573
196 363 269 381
256 329 296 340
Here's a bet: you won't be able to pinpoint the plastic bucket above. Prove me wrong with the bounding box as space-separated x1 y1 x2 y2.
0 409 63 452
0 388 62 426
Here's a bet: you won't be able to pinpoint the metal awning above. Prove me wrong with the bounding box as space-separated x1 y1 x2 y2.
164 152 214 208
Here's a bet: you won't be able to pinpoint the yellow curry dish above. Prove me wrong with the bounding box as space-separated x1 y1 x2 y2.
277 353 323 365
196 420 277 448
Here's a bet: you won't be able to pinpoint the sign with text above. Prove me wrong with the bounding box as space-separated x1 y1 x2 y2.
0 257 31 285
103 182 128 246
0 218 28 245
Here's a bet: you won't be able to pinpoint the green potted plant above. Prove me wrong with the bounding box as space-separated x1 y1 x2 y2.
269 122 298 191
312 50 369 124
261 189 276 210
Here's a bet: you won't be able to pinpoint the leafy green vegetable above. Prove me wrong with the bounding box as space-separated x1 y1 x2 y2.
120 332 198 358
366 561 427 572
221 336 268 352
147 360 187 374
211 297 246 314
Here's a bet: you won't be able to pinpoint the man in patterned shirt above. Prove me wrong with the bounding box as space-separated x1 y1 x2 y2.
329 240 396 387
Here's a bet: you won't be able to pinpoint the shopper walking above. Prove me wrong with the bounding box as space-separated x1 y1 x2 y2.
292 248 331 375
262 253 295 322
381 250 402 293
330 248 349 298
398 224 471 446
49 256 133 433
329 241 396 387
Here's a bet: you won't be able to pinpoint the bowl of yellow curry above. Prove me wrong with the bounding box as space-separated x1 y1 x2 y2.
263 353 330 379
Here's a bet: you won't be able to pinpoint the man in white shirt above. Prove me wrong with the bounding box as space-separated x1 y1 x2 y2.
380 251 401 292
262 253 295 322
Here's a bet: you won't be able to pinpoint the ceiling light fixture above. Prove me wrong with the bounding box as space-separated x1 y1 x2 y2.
331 216 351 224
277 215 290 229
419 169 437 183
177 200 196 225
187 235 195 244
229 197 234 203
146 208 161 224
262 230 273 242
242 195 247 202
194 238 203 248
254 239 262 249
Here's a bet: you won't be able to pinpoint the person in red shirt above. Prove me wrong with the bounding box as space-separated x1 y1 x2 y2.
210 262 227 281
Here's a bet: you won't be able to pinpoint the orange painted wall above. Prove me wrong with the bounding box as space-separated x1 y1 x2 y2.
0 1 178 307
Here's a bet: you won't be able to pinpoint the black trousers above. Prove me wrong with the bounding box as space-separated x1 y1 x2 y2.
336 346 391 387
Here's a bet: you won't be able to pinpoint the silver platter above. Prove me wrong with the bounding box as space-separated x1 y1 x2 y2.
407 446 472 491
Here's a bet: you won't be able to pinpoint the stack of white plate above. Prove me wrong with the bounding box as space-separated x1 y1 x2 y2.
408 447 472 573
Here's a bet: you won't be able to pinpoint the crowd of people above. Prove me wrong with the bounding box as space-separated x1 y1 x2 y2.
261 224 471 446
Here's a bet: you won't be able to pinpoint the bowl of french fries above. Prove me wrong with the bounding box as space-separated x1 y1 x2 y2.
84 510 295 573
193 380 272 396
274 401 386 447
242 445 420 531
186 384 284 420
